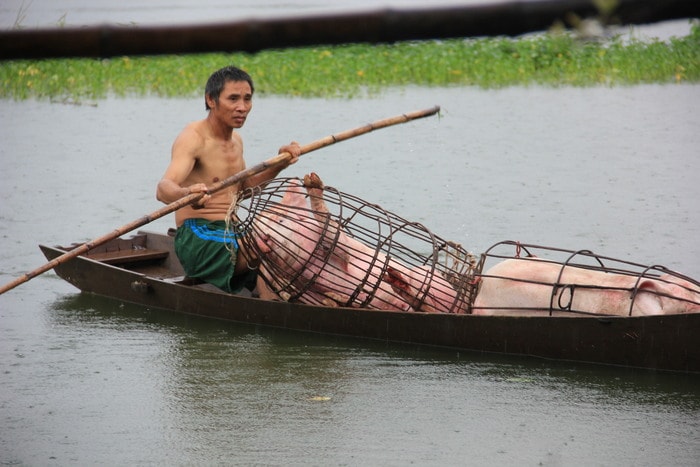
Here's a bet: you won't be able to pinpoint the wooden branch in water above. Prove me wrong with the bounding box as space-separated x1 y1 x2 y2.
1 0 698 60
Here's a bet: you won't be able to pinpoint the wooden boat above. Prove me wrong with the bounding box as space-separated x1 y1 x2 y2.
40 231 700 373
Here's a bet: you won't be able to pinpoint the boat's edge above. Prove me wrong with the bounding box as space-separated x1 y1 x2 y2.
38 233 700 374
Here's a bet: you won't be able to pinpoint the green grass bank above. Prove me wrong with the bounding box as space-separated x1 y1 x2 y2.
2 23 699 101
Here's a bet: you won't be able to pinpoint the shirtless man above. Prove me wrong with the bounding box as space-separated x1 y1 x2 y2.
156 65 301 293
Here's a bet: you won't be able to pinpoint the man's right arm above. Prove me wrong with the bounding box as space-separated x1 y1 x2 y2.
156 127 210 205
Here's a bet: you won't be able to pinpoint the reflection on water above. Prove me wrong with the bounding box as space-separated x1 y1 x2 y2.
22 293 696 465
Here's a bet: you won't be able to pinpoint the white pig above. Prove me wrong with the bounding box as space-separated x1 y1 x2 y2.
473 257 700 316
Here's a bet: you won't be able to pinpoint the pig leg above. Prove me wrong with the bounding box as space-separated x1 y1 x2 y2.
254 271 282 301
303 173 337 230
303 172 353 265
303 172 332 224
279 178 310 209
302 172 385 264
384 265 425 311
384 265 466 313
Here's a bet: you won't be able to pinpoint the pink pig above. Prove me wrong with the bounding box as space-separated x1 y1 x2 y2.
250 173 700 317
473 257 700 316
251 173 466 313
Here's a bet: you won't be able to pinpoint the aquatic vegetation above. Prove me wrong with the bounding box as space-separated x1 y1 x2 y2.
1 23 698 101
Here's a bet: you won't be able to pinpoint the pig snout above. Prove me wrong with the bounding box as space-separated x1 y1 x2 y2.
254 232 272 254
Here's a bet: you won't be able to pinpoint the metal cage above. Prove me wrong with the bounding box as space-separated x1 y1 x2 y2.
231 176 479 313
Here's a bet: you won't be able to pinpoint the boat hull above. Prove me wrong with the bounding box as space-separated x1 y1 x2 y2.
40 232 700 373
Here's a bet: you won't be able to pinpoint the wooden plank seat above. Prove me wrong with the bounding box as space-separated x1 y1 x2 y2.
166 275 205 286
84 248 169 265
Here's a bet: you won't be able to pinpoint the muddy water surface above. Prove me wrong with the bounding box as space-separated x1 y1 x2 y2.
1 85 699 465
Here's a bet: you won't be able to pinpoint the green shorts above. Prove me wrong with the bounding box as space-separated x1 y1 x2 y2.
174 218 256 293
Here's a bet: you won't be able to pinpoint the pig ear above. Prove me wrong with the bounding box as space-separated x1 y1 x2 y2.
280 179 308 209
632 280 663 315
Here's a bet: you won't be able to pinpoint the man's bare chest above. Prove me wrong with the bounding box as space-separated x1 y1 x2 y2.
196 139 244 173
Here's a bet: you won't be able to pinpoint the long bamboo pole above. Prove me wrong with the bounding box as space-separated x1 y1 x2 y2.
0 106 440 295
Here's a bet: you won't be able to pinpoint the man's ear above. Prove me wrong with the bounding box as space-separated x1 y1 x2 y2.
205 94 217 109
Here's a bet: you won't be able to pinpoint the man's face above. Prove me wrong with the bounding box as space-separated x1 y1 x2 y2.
208 80 253 128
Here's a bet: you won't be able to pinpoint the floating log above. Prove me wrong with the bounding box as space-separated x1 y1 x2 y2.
1 0 698 60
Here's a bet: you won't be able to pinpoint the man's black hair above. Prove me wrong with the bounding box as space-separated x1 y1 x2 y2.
205 66 254 110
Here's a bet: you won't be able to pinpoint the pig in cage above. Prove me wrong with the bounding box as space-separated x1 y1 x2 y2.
228 174 480 313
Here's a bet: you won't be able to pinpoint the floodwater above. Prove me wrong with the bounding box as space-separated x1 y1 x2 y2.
2 84 699 465
2 1 700 465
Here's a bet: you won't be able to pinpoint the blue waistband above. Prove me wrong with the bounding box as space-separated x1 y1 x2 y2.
182 218 243 247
